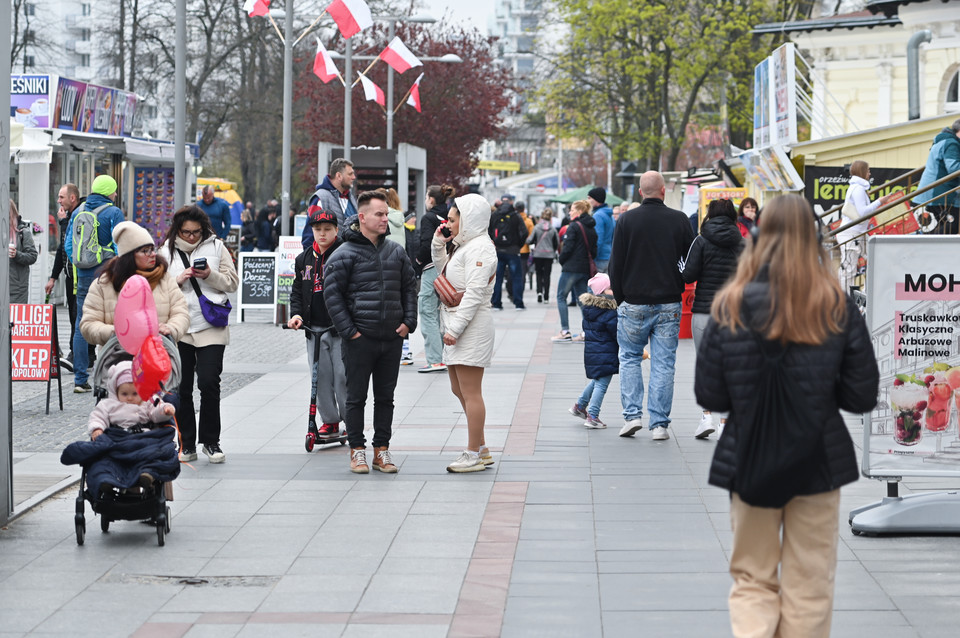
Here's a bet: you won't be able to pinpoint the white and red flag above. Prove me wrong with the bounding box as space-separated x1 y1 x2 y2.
326 0 373 39
379 37 423 74
358 73 385 106
313 38 340 84
243 0 270 17
406 73 424 113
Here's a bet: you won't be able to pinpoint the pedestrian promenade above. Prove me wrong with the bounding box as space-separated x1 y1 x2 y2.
3 296 959 637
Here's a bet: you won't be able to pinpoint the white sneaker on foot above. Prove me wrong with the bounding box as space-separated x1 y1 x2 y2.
584 416 607 429
447 451 486 473
651 426 670 441
619 419 643 437
694 413 715 439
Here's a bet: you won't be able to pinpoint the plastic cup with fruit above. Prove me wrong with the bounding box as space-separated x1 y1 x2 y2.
891 374 927 446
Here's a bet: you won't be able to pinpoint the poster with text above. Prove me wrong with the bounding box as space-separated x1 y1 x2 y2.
753 59 770 149
10 74 51 128
276 236 303 306
864 235 960 478
11 304 54 381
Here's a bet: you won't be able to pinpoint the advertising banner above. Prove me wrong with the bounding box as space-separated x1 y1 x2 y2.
804 166 913 215
276 236 303 306
698 187 747 225
864 235 960 478
11 304 54 381
10 74 51 128
753 59 770 149
52 77 137 135
772 43 797 146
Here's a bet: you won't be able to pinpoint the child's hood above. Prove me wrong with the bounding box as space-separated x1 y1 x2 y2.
578 292 618 311
107 360 134 399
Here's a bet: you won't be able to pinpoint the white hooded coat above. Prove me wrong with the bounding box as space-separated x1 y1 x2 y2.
431 193 498 367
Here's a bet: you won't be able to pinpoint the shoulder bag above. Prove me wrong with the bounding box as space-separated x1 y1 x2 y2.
433 254 464 308
577 221 598 278
177 249 232 327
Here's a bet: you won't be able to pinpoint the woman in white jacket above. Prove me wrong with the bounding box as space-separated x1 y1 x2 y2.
837 160 896 291
432 193 498 473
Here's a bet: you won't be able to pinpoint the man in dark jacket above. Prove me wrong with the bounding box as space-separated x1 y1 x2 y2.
303 157 357 247
609 171 695 441
912 118 960 234
488 200 529 309
551 202 597 342
324 191 418 475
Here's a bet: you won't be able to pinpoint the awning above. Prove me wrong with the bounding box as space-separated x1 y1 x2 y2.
549 185 624 206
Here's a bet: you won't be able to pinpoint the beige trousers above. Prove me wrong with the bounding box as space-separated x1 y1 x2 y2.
728 490 841 638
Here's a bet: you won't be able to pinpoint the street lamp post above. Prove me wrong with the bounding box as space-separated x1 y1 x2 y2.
281 0 294 235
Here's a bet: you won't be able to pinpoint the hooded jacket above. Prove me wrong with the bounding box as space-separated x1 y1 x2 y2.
558 214 598 274
592 204 615 262
302 176 358 247
913 127 960 208
64 193 125 276
386 208 406 247
323 217 418 341
9 217 38 303
290 237 343 332
417 202 449 272
431 194 498 367
579 291 619 379
681 216 744 314
695 278 879 502
86 361 174 435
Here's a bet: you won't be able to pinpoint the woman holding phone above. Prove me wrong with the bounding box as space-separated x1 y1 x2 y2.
159 206 239 464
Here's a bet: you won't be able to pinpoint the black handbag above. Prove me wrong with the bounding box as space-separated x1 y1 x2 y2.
177 249 232 328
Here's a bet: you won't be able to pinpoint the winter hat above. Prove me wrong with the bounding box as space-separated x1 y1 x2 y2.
588 187 606 205
91 175 118 197
112 221 154 257
108 361 135 397
588 273 611 295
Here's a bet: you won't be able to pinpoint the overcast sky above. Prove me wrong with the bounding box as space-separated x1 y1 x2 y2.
420 1 497 33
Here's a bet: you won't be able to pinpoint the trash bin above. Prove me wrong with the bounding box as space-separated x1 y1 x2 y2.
680 282 696 339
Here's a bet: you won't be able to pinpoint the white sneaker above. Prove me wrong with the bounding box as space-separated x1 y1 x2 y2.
619 419 643 437
447 451 487 473
651 426 670 441
202 443 226 463
694 413 715 439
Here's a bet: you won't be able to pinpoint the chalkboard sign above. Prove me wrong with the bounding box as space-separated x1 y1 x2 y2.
238 253 278 321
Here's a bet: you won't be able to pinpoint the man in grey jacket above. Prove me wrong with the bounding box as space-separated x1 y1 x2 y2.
302 158 358 248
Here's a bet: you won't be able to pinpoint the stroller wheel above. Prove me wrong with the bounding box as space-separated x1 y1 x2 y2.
156 516 165 546
100 517 110 533
305 432 316 453
164 506 171 533
75 515 85 546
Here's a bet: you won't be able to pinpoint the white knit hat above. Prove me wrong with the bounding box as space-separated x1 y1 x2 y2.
112 221 154 257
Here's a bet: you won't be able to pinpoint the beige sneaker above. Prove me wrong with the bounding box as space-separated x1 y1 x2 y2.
350 447 370 474
372 446 398 473
447 451 486 473
478 446 495 466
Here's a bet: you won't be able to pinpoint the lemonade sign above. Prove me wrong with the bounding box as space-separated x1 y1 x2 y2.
864 236 960 477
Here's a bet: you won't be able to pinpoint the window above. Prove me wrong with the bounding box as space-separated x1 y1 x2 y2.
24 55 35 68
80 54 90 67
80 28 90 41
516 36 534 53
81 3 91 16
946 69 960 112
25 3 35 16
23 29 35 43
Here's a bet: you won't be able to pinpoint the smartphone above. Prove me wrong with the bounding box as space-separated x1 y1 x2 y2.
440 225 452 238
193 257 208 270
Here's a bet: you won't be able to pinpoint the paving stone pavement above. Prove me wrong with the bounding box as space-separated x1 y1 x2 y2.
3 280 960 637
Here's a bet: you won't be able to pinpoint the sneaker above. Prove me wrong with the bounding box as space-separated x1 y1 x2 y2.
571 334 585 343
447 451 486 473
651 426 670 441
418 363 447 374
537 293 543 303
478 446 495 466
569 403 588 419
515 305 526 311
73 382 92 394
202 443 226 463
695 413 715 439
59 356 73 372
350 447 370 474
619 419 643 437
400 354 414 366
318 423 340 439
372 446 398 473
584 416 607 429
179 448 197 462
551 331 572 343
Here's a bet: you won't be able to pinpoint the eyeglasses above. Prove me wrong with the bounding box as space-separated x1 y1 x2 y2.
179 228 202 238
136 246 157 256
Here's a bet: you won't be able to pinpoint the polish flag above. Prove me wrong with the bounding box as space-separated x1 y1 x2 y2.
358 73 385 106
243 0 270 17
406 73 424 113
313 38 339 84
379 37 423 74
326 0 373 39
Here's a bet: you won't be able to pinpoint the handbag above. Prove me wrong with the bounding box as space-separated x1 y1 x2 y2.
733 320 827 508
577 221 598 278
433 261 464 308
177 249 232 328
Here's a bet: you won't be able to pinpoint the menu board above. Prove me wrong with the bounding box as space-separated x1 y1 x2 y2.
133 167 176 244
238 253 278 316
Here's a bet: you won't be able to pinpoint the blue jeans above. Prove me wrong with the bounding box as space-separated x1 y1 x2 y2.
556 271 589 332
418 268 443 365
72 270 97 385
618 302 681 428
577 375 612 418
492 252 524 308
595 259 609 273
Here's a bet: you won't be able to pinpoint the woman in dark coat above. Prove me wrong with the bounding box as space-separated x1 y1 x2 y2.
694 194 879 638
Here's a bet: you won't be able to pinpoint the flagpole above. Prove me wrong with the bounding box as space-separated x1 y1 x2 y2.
294 11 327 46
351 58 381 87
394 83 416 114
268 13 285 44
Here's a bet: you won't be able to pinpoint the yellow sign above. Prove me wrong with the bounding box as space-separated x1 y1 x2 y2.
698 187 747 224
477 160 521 172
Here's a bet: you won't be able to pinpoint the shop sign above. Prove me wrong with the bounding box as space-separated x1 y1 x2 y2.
10 74 51 128
52 76 138 136
804 166 913 215
11 304 54 381
698 187 747 225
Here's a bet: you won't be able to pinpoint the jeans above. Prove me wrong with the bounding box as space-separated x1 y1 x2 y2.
533 257 553 300
618 302 681 428
341 335 403 449
595 259 609 273
492 252 524 308
556 271 589 332
577 374 612 418
72 270 96 385
419 268 443 365
177 343 226 449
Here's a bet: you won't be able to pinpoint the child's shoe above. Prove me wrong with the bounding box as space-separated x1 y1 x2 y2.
569 403 588 419
318 422 340 439
584 415 607 429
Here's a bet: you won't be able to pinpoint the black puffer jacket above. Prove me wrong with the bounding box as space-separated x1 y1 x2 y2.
695 277 879 502
416 203 449 273
559 215 598 273
682 216 744 314
324 219 418 341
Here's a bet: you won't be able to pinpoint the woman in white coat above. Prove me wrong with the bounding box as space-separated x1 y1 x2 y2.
837 160 896 291
432 193 498 473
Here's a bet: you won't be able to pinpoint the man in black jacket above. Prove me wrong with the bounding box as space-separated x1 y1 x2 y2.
324 191 418 474
609 171 695 441
488 199 529 309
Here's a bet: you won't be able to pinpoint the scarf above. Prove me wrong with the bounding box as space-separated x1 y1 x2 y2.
136 264 166 288
174 236 201 253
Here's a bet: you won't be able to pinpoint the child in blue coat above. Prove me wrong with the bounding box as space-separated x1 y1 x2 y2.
569 273 619 428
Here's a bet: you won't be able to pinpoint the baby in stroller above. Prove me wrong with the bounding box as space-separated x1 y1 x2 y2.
89 361 176 440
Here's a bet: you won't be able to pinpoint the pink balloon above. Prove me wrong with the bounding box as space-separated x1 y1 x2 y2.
114 275 159 354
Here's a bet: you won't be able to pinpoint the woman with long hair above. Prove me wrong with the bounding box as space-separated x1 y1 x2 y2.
431 194 498 472
158 206 239 464
736 197 758 238
695 194 879 637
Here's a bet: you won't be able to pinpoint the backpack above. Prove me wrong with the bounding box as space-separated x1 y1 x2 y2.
533 223 557 255
493 212 518 248
72 203 115 269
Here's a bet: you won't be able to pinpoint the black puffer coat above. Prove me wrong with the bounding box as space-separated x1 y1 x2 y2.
682 216 744 314
416 203 449 273
695 277 879 502
324 220 418 341
559 215 598 273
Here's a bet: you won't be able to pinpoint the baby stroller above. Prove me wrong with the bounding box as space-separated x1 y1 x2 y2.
68 335 183 546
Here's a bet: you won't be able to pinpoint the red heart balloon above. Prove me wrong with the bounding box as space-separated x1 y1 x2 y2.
132 335 172 401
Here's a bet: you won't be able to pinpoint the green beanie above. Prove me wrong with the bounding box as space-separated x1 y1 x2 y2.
91 175 118 196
